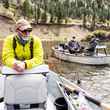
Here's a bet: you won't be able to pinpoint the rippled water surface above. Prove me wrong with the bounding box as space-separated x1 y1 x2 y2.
48 57 110 104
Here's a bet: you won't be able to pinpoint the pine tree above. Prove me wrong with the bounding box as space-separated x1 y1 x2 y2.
22 0 32 18
2 0 9 9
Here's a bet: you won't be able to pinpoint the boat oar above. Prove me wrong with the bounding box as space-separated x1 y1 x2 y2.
61 83 110 110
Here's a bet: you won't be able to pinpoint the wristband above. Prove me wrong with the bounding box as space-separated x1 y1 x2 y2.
24 62 27 69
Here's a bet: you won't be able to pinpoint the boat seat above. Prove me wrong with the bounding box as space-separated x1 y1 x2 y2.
4 74 47 106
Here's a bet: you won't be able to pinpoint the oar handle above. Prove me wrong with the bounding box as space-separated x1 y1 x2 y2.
80 90 110 110
101 103 110 110
84 95 100 106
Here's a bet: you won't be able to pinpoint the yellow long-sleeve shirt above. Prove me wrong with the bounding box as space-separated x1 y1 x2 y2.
2 34 44 69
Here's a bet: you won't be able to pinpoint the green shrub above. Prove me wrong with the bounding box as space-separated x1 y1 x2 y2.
92 30 106 40
83 30 107 42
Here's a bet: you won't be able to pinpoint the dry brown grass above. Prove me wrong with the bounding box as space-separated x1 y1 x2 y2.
0 16 90 42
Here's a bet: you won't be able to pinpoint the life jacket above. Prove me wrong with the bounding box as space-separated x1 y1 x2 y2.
13 36 33 60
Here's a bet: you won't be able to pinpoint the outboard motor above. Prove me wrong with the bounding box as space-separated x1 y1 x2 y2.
2 65 49 110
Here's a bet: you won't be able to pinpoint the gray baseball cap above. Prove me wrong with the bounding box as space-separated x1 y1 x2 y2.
15 19 32 31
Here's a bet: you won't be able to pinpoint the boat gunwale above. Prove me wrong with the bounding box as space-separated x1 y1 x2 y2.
53 48 110 58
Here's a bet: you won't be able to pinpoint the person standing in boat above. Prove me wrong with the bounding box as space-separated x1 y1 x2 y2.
2 18 44 72
68 36 81 54
86 36 99 56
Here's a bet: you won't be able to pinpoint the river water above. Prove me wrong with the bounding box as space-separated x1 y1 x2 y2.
48 57 110 104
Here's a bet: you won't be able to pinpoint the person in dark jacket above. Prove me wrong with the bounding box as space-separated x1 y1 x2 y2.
86 37 99 56
68 36 81 54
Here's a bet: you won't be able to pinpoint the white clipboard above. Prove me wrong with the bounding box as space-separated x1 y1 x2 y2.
2 64 49 75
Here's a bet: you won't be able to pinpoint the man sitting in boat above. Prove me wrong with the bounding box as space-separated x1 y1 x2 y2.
2 18 44 72
2 19 48 109
86 36 99 56
68 36 81 54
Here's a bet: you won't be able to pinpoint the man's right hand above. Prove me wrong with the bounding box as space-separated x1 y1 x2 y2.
12 62 25 73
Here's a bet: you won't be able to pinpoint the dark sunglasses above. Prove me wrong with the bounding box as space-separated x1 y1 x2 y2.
20 29 32 33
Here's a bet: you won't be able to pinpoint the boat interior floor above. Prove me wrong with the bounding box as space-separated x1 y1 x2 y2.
0 94 56 110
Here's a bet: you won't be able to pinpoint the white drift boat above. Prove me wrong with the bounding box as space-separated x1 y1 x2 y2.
52 45 110 65
0 65 109 110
